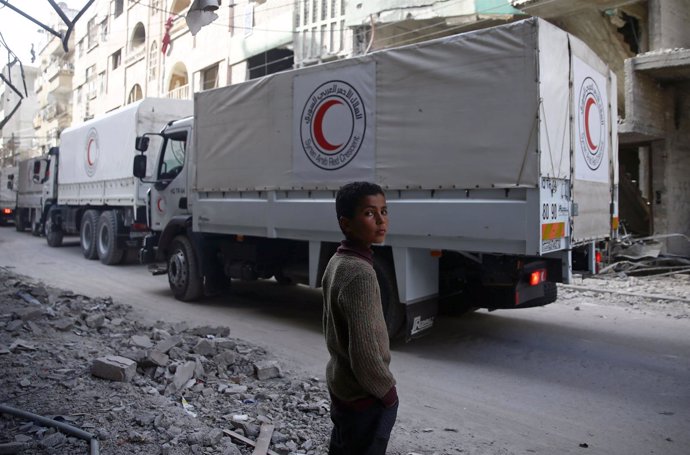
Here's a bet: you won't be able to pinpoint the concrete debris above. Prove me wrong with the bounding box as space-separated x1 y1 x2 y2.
0 267 333 454
254 360 282 380
91 355 137 382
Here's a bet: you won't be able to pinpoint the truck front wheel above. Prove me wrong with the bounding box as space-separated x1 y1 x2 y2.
44 209 63 247
97 211 124 265
80 210 99 259
168 235 203 301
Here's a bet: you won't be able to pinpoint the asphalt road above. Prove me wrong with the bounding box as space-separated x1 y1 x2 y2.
1 227 689 454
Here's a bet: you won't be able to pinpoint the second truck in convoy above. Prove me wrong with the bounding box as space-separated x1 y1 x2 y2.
29 98 192 262
130 18 619 339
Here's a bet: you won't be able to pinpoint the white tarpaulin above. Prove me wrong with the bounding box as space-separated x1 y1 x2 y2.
59 99 192 185
572 56 610 183
195 19 542 191
292 62 376 183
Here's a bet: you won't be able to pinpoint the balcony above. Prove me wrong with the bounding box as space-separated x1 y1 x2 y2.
47 62 74 81
125 46 146 67
166 84 190 100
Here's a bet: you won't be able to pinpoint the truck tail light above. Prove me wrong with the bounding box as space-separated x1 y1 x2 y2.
131 222 148 232
529 269 547 286
595 250 603 273
2 208 12 215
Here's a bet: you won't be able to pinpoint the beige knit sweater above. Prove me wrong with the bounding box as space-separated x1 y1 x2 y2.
322 253 396 403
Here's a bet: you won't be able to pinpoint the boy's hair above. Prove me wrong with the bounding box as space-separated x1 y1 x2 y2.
335 181 385 220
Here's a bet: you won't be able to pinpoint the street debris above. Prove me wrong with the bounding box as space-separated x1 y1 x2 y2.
0 268 331 454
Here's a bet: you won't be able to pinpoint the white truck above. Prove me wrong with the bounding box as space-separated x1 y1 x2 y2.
134 18 619 339
0 165 17 226
14 156 48 235
35 98 192 263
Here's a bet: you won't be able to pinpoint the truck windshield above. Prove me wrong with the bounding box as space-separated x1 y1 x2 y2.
158 132 187 180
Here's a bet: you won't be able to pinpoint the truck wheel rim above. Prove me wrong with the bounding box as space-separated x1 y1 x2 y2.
169 251 188 288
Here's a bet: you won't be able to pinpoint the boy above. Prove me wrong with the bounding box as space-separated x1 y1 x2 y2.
322 181 398 455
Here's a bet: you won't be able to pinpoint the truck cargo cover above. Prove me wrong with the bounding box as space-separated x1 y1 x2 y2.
195 19 545 191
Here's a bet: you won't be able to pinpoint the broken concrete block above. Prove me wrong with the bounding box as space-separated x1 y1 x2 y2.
154 335 181 354
254 360 281 380
52 318 74 331
170 361 196 392
145 350 170 367
91 355 137 382
130 335 153 349
214 351 237 369
85 313 105 329
0 442 27 453
5 320 23 332
14 307 45 321
215 338 236 350
193 338 215 356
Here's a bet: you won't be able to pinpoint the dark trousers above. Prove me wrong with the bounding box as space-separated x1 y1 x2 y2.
329 400 398 455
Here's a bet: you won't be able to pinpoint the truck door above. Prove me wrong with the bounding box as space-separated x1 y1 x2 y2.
150 128 190 231
570 48 615 244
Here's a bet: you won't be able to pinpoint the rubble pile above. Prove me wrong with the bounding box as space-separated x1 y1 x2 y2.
0 268 331 454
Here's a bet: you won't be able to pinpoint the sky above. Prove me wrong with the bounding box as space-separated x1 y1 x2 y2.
0 1 83 66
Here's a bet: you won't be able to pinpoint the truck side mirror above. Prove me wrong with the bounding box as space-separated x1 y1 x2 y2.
135 136 150 152
133 154 148 179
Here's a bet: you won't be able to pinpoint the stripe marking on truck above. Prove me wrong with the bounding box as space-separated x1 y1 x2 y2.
542 222 565 240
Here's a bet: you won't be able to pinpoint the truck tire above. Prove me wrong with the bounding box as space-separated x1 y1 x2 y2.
15 211 26 232
168 235 203 301
80 209 99 260
96 210 124 265
374 254 406 340
44 209 63 247
30 210 41 236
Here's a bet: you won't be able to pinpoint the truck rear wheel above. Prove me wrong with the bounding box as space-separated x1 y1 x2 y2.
80 210 99 260
168 235 203 301
374 254 406 340
97 211 124 265
30 210 41 237
15 211 26 232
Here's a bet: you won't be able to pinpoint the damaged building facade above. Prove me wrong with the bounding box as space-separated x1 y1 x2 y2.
511 0 690 256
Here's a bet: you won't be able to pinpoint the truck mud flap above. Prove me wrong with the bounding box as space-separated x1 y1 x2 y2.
404 298 438 341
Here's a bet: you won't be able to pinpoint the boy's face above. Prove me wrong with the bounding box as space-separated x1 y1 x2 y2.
339 194 388 248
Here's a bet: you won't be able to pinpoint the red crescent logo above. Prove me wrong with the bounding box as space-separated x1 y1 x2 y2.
313 99 343 152
584 96 597 151
157 198 164 212
87 138 95 165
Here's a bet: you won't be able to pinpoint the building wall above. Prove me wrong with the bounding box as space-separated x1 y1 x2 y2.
649 0 690 49
0 64 39 165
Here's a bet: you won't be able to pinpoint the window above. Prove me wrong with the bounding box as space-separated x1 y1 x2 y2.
127 84 143 104
77 39 84 57
158 132 187 181
201 64 219 91
321 24 327 53
331 0 337 19
130 23 146 50
321 0 328 20
86 65 97 99
148 42 157 81
312 1 317 24
311 27 317 57
87 17 97 48
114 0 124 18
100 17 109 42
111 49 121 70
303 1 309 25
98 72 105 94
